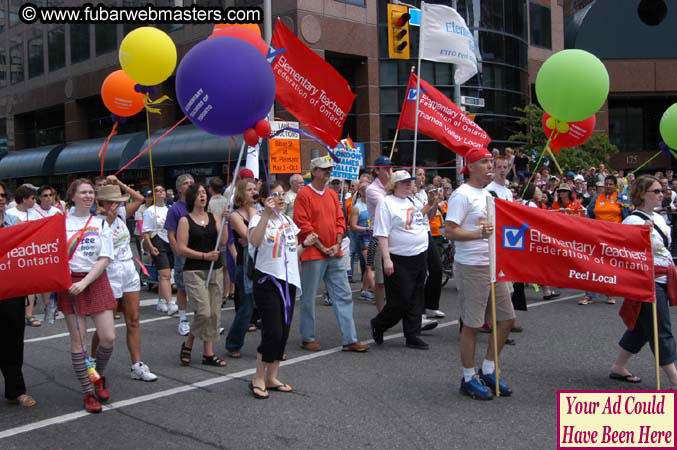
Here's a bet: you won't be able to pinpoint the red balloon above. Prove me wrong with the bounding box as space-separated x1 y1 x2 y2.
542 112 596 150
255 120 271 137
208 28 268 57
244 128 259 147
101 70 145 117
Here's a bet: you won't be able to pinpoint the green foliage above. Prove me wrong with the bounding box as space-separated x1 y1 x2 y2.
507 104 619 173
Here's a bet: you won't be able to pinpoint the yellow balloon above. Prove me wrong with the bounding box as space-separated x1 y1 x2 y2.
556 121 570 133
545 117 556 129
119 27 177 86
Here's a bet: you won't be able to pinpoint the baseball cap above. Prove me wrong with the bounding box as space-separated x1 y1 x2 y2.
460 148 492 175
144 189 153 197
567 171 575 178
373 155 394 167
239 168 255 179
390 170 415 184
574 174 585 182
310 155 335 170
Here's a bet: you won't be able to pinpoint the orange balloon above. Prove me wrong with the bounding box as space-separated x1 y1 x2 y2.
213 23 262 37
208 28 268 57
101 70 145 117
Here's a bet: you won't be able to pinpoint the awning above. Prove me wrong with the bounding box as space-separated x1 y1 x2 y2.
127 124 243 170
52 132 146 175
0 144 64 180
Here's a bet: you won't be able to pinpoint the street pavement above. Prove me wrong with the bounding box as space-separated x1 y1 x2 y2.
0 280 672 450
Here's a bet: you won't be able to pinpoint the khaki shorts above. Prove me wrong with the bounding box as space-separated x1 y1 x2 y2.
374 245 384 285
454 262 515 328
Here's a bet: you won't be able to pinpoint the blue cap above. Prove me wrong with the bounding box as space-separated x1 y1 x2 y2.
373 155 394 167
567 171 575 178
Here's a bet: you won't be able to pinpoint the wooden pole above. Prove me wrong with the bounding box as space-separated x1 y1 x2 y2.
652 301 661 390
389 129 399 160
490 281 500 397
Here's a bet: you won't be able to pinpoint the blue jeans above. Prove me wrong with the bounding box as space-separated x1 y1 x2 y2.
300 257 358 345
225 264 254 352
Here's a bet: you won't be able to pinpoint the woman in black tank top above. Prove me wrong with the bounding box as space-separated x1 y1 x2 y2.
176 183 230 367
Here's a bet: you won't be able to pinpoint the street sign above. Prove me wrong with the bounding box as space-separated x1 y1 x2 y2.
460 96 485 108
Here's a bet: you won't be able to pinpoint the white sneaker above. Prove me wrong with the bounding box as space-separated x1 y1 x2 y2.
178 319 190 336
166 301 179 316
360 290 375 300
421 316 438 331
131 362 158 382
322 293 333 306
156 299 168 313
426 309 446 319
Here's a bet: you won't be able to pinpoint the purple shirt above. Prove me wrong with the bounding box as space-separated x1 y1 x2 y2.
164 200 189 234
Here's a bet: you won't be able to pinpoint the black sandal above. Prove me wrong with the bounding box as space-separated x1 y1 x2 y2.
180 343 192 366
202 354 227 367
249 382 269 399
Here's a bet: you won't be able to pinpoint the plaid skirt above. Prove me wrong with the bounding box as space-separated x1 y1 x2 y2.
57 272 116 316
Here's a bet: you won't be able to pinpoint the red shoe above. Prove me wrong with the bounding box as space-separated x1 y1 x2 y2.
94 376 110 403
84 392 102 413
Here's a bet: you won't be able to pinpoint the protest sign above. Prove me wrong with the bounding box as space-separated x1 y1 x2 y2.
269 121 301 174
331 139 363 180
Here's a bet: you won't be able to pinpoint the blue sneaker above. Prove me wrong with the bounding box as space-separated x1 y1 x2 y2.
459 376 493 400
478 370 513 397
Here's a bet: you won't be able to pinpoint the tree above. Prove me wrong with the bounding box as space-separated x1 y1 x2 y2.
507 104 619 174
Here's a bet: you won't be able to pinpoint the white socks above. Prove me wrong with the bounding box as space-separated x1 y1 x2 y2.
179 310 187 321
463 367 476 382
482 359 495 375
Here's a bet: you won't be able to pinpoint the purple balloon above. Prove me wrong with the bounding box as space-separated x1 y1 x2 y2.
176 37 275 136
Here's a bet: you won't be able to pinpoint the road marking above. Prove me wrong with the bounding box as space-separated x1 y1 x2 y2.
0 293 581 440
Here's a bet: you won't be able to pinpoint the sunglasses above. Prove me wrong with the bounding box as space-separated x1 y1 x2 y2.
0 193 6 198
270 192 284 197
649 189 664 195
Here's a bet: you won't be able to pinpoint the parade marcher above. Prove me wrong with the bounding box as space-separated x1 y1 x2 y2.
177 183 229 367
293 155 368 353
0 181 36 408
143 185 175 315
349 180 375 300
446 148 515 400
248 182 319 398
551 184 585 216
365 156 394 312
134 190 153 260
371 170 431 350
165 174 195 335
34 185 62 218
91 177 157 382
611 175 677 388
58 178 116 413
207 177 232 304
284 174 304 218
225 179 258 358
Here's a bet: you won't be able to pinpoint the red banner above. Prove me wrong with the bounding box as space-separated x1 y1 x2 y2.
493 199 655 301
0 214 71 299
397 73 490 157
270 19 355 148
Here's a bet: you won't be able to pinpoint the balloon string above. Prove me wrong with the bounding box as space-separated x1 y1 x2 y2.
98 121 119 176
630 150 662 175
145 109 157 207
115 116 187 175
143 94 171 114
520 128 558 199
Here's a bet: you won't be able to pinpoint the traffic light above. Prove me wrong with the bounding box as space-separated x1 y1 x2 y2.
387 3 410 60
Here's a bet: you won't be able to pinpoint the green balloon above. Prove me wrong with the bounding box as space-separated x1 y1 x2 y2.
535 49 609 122
660 104 677 149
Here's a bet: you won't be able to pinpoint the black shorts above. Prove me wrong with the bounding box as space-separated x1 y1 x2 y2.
151 235 174 271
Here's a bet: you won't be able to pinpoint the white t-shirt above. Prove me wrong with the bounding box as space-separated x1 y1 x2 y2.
248 213 302 293
445 183 492 265
66 214 114 273
31 205 61 219
134 204 148 236
411 190 431 232
373 195 428 256
98 205 133 262
142 205 169 243
366 177 387 219
623 211 672 284
5 206 41 222
486 180 513 202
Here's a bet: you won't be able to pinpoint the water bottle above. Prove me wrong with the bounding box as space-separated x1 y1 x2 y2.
85 358 101 383
45 293 57 325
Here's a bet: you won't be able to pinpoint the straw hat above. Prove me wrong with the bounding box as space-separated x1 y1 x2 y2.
97 185 129 202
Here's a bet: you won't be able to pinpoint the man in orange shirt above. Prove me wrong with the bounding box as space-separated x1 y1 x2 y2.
293 155 369 353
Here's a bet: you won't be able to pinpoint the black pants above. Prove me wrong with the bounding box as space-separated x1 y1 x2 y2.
424 233 442 310
252 270 296 363
619 283 676 366
0 297 27 400
373 252 427 340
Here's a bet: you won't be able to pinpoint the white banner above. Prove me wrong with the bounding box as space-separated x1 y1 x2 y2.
246 143 260 180
420 2 479 84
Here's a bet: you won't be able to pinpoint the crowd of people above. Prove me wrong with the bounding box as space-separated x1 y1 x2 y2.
1 146 676 410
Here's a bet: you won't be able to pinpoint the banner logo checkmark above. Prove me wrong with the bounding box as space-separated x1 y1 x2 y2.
502 224 529 250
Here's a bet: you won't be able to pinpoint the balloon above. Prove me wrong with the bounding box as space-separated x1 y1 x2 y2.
535 49 609 122
119 27 177 86
255 120 271 137
176 37 275 136
542 112 595 149
101 70 145 117
244 128 259 147
659 104 677 149
213 23 262 37
208 28 268 57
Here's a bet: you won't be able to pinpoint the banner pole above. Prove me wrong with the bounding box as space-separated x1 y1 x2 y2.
490 281 500 397
652 301 661 390
412 2 425 177
389 129 399 160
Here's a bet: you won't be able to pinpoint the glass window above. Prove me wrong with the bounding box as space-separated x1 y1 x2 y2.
380 61 398 85
70 24 91 63
122 0 144 36
10 43 23 84
28 34 44 79
156 0 183 32
9 0 21 27
0 48 6 88
434 63 452 86
0 6 6 34
529 2 551 49
480 0 504 30
48 26 66 71
379 87 402 114
95 24 118 56
336 0 366 6
505 0 527 39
